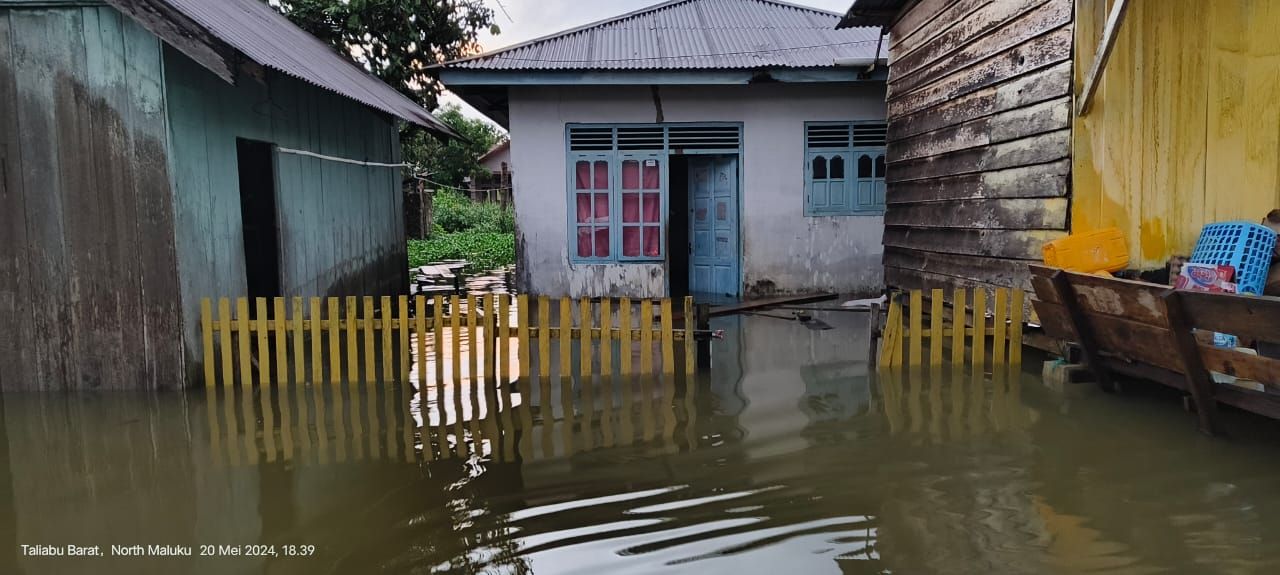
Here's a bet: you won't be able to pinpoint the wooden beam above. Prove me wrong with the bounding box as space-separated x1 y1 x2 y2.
707 293 837 317
107 0 239 84
1161 290 1221 436
1076 0 1131 117
1049 270 1116 392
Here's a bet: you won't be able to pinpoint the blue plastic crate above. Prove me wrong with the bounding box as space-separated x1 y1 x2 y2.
1189 221 1277 295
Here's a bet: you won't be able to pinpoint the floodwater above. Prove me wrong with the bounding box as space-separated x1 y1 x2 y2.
4 310 1280 575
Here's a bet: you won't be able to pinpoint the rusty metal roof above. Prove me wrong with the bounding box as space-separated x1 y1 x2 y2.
121 0 456 136
442 0 882 71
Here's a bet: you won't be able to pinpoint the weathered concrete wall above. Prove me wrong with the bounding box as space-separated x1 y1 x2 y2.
508 83 886 298
165 47 406 382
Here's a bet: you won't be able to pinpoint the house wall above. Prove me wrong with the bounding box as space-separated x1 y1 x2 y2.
165 47 406 381
1073 0 1280 268
881 0 1074 296
0 5 182 391
508 83 886 298
480 143 511 173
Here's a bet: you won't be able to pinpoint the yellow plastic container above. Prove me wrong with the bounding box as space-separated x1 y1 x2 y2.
1042 227 1129 273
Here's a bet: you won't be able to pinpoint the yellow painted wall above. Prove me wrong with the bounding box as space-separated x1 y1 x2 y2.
1073 0 1280 268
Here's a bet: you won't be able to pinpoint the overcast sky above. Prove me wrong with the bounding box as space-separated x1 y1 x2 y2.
440 0 857 126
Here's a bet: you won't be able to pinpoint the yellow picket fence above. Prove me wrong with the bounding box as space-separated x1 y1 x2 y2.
199 294 698 387
878 288 1026 369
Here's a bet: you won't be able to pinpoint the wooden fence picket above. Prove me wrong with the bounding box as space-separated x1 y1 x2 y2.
198 295 702 388
874 288 1027 373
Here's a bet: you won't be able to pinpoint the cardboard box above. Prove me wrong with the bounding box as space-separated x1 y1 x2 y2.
1175 263 1237 293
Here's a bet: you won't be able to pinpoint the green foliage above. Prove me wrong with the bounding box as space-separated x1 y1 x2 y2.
403 105 505 189
273 0 497 110
432 189 514 234
408 233 514 272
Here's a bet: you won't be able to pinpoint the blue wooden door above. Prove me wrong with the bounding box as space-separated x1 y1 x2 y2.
689 156 739 298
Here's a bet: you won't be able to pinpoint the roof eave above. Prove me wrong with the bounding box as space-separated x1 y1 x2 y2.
439 67 888 87
835 0 912 29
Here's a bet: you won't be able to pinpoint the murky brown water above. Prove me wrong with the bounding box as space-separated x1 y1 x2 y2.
5 311 1280 574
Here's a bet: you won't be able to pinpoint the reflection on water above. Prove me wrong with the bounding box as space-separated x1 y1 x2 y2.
4 312 1280 574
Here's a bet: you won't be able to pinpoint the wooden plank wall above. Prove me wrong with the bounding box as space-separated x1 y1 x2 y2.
165 48 407 383
0 6 182 391
882 0 1074 296
1073 0 1280 269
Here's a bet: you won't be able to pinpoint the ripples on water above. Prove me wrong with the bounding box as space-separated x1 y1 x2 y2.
4 313 1280 574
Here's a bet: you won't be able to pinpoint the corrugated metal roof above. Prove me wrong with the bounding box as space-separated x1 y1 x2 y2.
836 0 909 29
133 0 456 136
443 0 882 71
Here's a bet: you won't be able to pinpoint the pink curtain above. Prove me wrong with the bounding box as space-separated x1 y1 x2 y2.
643 226 660 257
594 193 609 221
643 193 660 223
575 161 590 189
643 162 660 189
577 228 592 257
576 194 591 223
593 160 609 189
623 227 640 257
594 228 610 257
622 192 640 223
622 160 639 189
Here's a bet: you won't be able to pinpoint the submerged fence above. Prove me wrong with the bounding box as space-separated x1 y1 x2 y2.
878 288 1026 369
199 295 698 387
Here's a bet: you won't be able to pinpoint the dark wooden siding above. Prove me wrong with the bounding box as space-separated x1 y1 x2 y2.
882 0 1073 295
0 6 182 392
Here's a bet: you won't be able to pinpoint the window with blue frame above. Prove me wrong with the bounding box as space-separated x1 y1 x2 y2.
804 122 887 216
567 124 741 263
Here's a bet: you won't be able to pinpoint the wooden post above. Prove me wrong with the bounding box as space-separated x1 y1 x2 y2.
451 295 463 384
951 289 966 366
201 298 215 387
236 298 252 387
1009 289 1025 365
538 296 551 379
328 298 341 383
517 294 533 458
972 290 986 371
1162 289 1221 435
993 288 1008 365
399 295 411 382
683 297 695 376
382 296 395 382
620 298 633 375
497 294 509 384
219 298 233 388
929 289 943 366
660 299 675 376
433 295 444 386
580 298 592 378
640 300 654 375
342 297 355 383
256 297 271 386
1049 270 1115 392
908 290 923 367
601 299 613 377
467 294 479 386
559 297 572 379
415 296 427 388
363 297 376 383
274 297 289 385
485 294 497 385
292 297 305 385
1077 0 1132 117
310 298 323 385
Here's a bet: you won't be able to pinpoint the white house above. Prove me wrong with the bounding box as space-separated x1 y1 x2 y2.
439 0 887 300
478 139 512 174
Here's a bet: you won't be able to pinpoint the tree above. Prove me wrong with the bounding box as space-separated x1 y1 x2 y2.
273 0 497 110
406 104 504 188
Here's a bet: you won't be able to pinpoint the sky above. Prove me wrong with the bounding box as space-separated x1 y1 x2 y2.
439 0 857 127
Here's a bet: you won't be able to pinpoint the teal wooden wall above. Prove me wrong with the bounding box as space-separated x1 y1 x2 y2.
164 47 407 380
0 5 182 391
